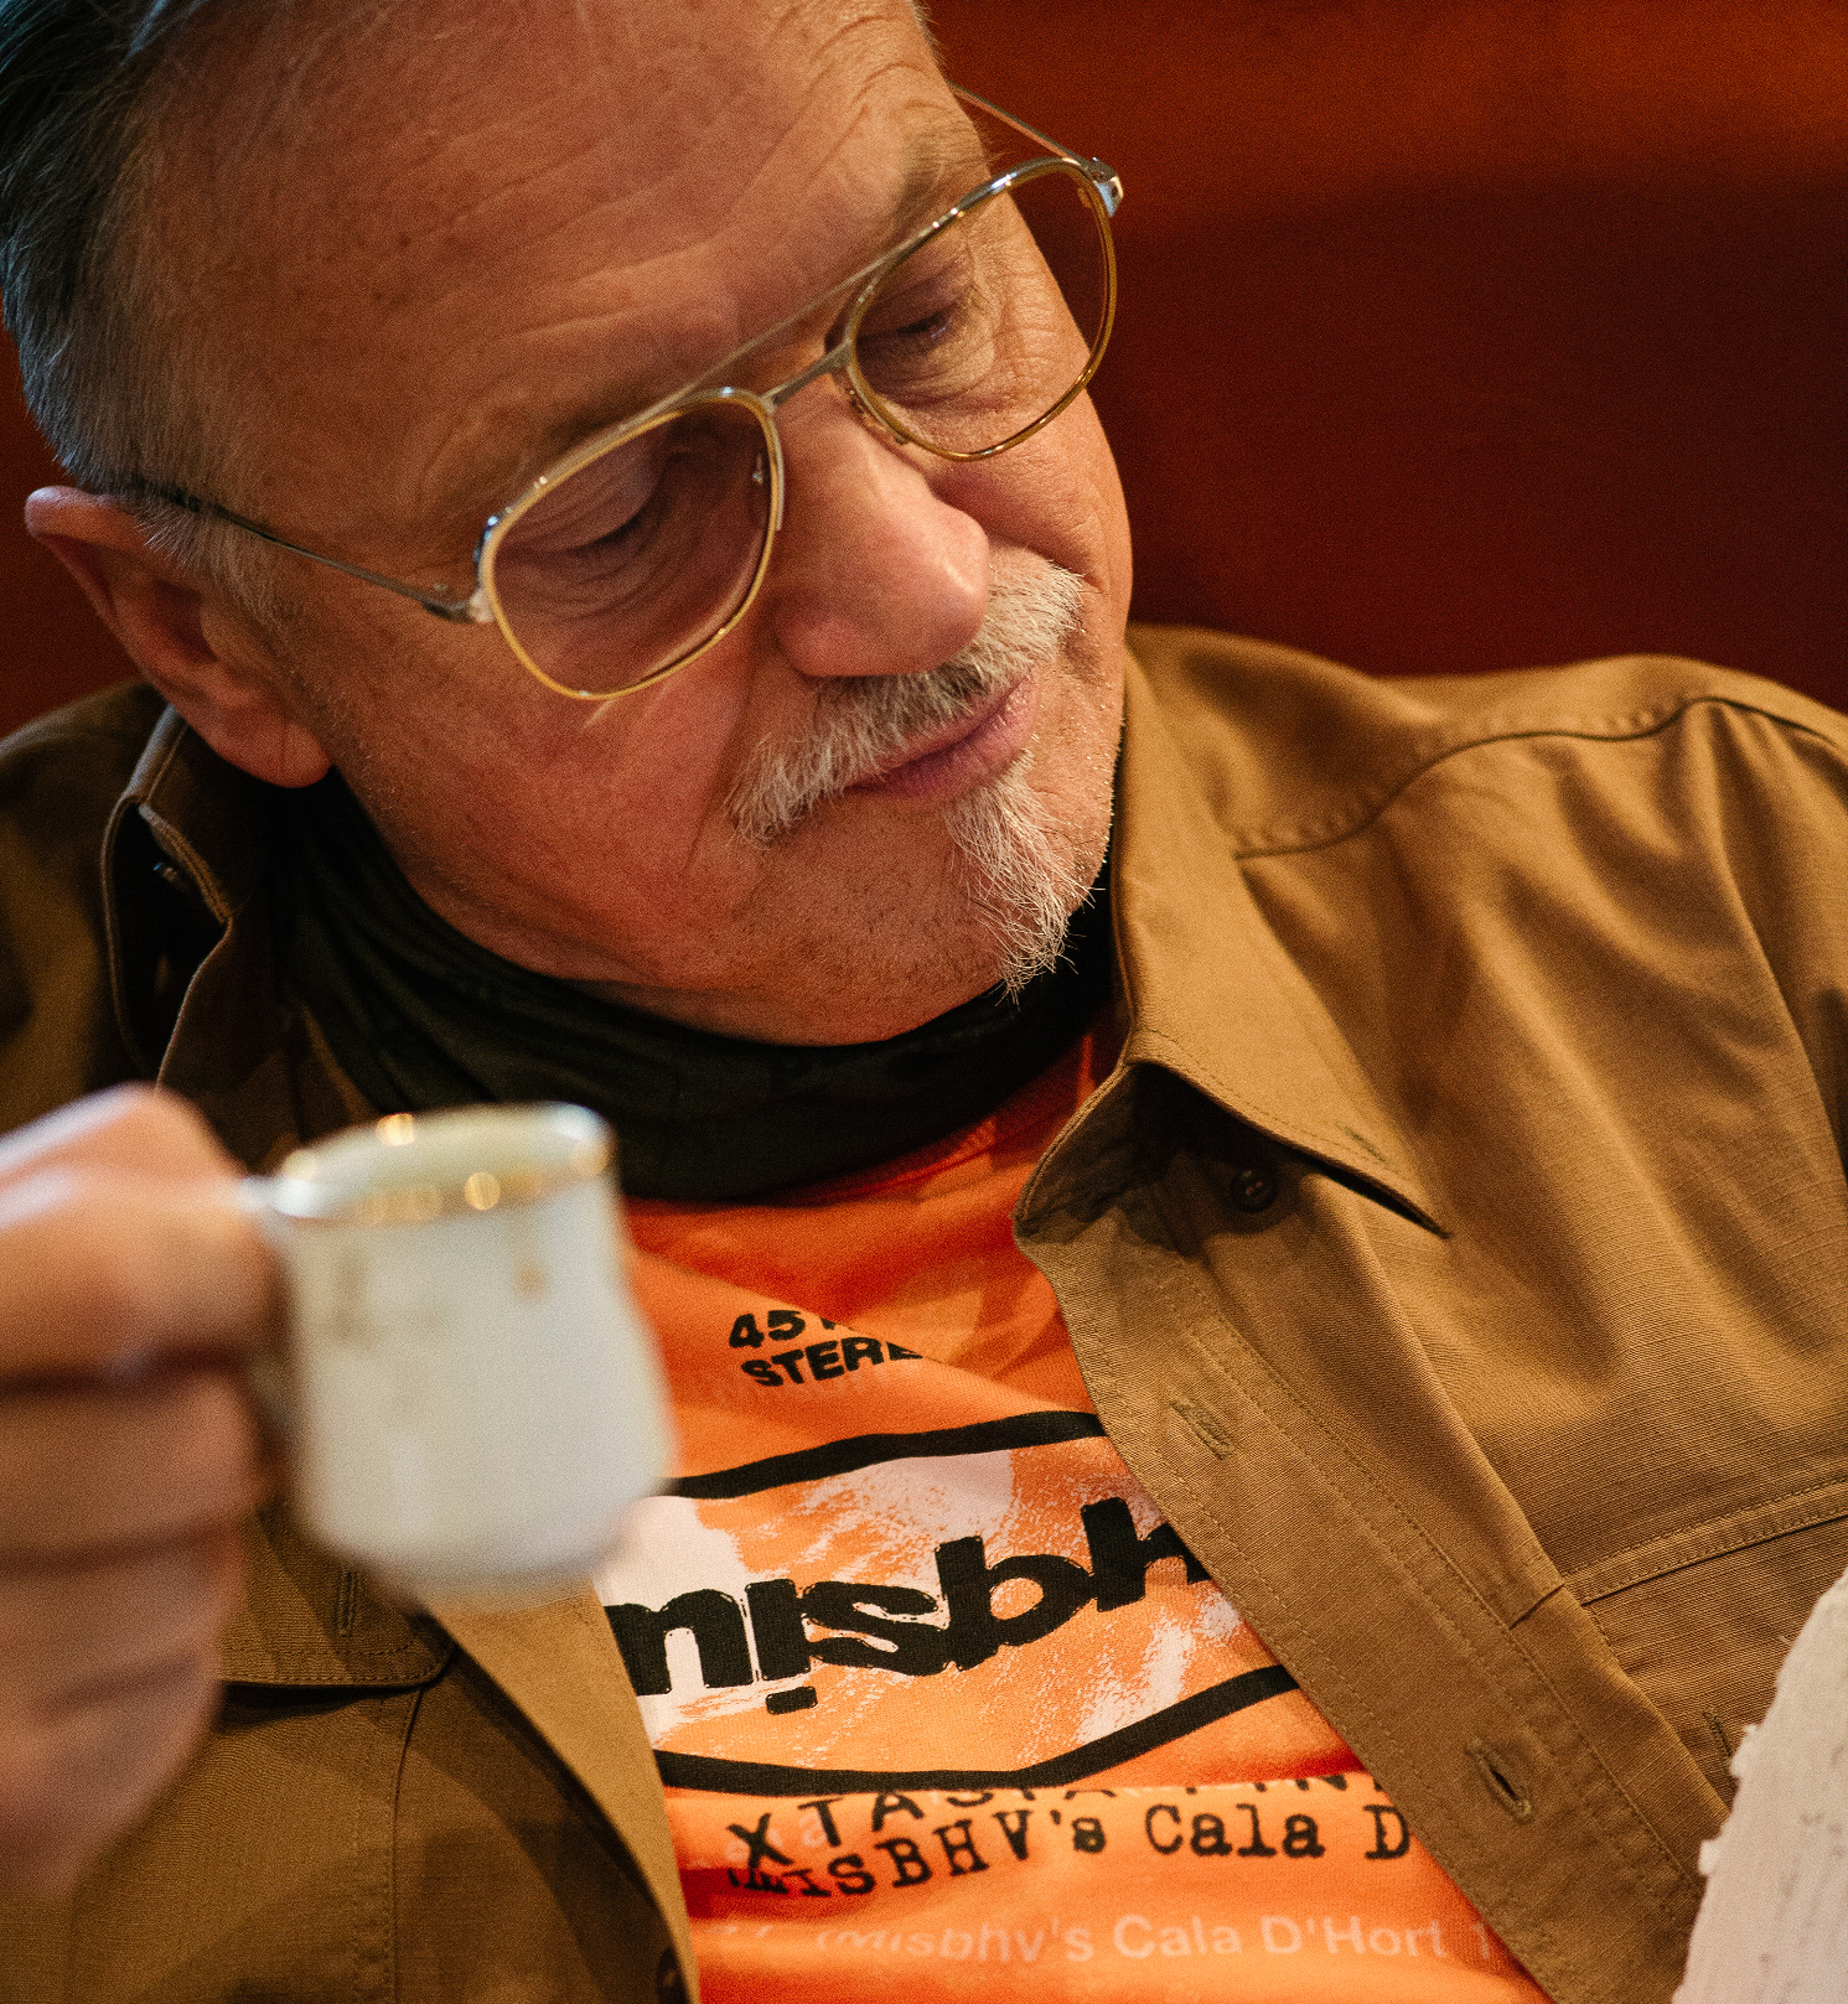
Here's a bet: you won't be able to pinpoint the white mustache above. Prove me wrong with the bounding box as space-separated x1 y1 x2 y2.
727 558 1085 846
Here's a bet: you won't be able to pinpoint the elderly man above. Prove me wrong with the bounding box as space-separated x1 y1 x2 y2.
0 1 1843 2000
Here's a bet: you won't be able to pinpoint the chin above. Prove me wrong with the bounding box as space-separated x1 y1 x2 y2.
818 762 1108 1039
937 759 1105 1000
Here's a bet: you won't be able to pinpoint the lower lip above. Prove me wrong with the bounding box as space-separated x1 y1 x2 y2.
847 672 1042 804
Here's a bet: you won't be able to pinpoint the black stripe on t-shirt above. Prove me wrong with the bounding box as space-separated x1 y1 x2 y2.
652 1663 1301 1794
670 1410 1109 1500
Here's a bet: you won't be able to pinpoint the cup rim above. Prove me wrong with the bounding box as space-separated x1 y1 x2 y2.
259 1102 615 1226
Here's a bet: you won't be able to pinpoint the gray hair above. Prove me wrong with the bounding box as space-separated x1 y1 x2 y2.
0 2 273 600
0 0 938 619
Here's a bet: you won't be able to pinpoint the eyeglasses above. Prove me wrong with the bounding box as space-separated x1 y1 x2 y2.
142 88 1121 702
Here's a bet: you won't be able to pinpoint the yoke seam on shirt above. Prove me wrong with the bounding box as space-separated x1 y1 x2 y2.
1569 1479 1848 1603
1226 692 1842 861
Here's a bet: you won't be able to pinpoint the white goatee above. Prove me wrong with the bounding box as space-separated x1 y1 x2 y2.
727 559 1097 997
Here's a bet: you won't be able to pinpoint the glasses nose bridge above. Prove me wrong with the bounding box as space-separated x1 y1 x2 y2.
756 329 901 454
759 331 855 415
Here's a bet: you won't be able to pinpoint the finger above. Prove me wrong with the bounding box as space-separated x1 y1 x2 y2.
0 1527 243 1709
0 1369 268 1559
0 1652 220 1897
0 1174 280 1378
0 1085 237 1191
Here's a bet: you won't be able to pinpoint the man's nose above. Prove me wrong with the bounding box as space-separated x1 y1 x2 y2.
754 389 990 679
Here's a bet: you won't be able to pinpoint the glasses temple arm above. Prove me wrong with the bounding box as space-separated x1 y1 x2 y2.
125 483 490 625
948 84 1123 215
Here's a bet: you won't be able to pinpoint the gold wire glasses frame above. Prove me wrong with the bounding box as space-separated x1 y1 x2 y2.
143 88 1122 702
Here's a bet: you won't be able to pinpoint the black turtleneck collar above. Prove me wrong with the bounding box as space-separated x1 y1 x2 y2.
269 774 1113 1201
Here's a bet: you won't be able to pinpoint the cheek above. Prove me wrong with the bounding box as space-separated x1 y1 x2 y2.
931 397 1131 612
274 594 754 874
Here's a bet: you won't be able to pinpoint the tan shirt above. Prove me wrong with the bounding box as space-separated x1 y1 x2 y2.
2 629 1845 2004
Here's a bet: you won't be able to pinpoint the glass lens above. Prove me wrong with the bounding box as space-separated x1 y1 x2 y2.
849 161 1111 457
486 394 774 697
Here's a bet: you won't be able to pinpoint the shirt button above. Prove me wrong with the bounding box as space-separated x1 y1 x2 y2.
1229 1164 1277 1213
656 1950 685 2000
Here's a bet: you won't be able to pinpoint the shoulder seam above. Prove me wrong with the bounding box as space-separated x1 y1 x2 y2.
1228 687 1838 859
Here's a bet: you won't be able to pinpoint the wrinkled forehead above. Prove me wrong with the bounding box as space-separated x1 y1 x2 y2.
150 0 968 528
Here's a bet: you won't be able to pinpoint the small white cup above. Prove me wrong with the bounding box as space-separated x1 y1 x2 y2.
245 1103 672 1602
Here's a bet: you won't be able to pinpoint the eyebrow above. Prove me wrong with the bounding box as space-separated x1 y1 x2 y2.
883 122 992 245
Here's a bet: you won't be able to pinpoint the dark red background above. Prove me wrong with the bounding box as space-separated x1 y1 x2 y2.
0 0 1842 734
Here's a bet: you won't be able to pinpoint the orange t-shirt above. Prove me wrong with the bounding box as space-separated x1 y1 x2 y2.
601 1027 1544 2000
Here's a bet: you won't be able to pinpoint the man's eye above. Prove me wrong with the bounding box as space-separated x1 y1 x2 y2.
858 278 988 395
865 293 962 354
513 449 668 565
569 499 651 559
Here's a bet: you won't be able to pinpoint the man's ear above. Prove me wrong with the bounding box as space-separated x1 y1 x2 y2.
25 486 332 788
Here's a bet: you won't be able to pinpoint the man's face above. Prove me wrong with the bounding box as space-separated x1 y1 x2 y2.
173 0 1133 1043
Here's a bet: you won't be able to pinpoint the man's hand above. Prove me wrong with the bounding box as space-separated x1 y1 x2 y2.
0 1086 279 1896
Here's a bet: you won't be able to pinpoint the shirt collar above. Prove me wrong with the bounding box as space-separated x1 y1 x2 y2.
104 707 333 1166
103 656 1438 1220
1023 640 1439 1232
